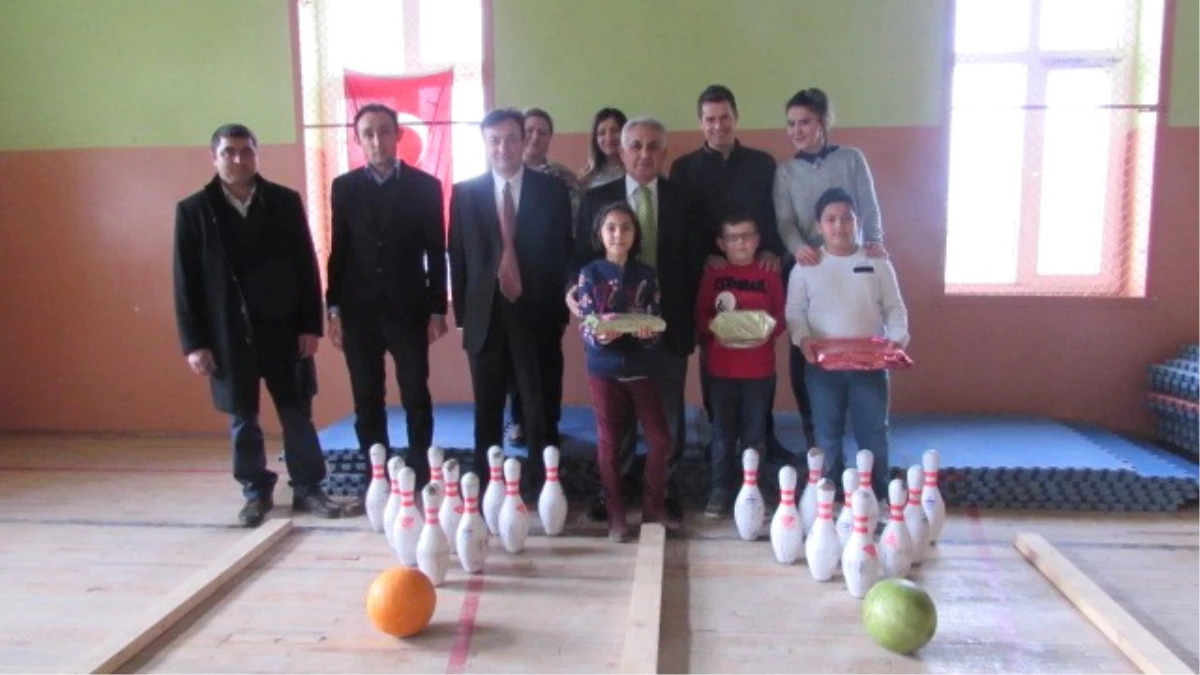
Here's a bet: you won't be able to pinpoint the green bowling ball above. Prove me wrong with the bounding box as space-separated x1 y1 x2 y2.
862 578 938 654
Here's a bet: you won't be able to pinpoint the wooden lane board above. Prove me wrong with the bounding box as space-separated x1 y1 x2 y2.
126 529 638 673
1015 533 1196 675
619 523 665 674
664 533 1139 674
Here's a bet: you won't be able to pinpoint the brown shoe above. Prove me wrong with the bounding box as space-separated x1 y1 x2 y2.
292 488 343 518
238 496 273 528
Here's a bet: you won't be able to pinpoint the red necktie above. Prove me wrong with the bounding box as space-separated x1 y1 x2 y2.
498 181 523 302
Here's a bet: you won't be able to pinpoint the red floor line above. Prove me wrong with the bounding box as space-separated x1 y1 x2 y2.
446 574 485 674
964 507 1020 640
0 465 226 474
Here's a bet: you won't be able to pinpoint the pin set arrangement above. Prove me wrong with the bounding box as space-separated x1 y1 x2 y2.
362 443 568 586
1145 343 1199 457
741 446 947 599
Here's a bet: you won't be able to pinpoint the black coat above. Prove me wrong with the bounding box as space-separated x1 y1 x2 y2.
325 163 446 323
448 169 573 355
573 176 706 356
173 175 323 414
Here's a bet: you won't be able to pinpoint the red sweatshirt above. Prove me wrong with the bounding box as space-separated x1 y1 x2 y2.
695 263 786 379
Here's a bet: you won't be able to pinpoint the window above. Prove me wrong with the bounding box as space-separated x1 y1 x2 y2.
944 0 1165 296
296 0 485 274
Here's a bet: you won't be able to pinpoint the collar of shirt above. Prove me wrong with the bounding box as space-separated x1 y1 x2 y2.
700 138 743 162
221 183 256 218
365 160 401 185
795 144 840 164
493 165 524 213
625 174 658 207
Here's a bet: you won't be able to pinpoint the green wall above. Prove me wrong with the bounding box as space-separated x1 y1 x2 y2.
1169 0 1199 126
0 0 296 151
492 0 949 132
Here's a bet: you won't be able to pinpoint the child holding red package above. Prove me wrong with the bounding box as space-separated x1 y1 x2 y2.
785 187 909 501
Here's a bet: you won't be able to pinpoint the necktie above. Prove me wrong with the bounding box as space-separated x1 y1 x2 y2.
498 180 523 302
635 185 657 269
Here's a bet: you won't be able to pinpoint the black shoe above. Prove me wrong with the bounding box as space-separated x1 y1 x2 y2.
664 496 683 520
238 496 273 527
588 494 609 522
292 488 343 519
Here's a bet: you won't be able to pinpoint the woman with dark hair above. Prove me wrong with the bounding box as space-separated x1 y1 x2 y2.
773 87 888 450
578 107 628 188
575 201 682 541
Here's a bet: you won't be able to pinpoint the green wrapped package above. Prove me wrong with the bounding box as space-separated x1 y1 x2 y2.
582 313 667 334
709 310 776 348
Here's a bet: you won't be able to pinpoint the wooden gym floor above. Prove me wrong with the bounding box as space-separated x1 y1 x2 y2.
0 435 1196 674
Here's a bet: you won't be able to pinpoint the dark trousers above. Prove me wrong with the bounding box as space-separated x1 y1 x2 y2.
589 374 671 520
613 350 688 497
342 313 433 484
805 366 891 500
708 374 776 496
506 322 566 444
468 294 547 491
231 368 327 501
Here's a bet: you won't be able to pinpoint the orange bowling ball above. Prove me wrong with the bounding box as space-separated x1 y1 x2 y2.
366 567 437 637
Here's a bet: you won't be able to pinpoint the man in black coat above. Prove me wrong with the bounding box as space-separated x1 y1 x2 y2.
449 108 573 496
325 104 447 484
173 123 343 527
572 116 707 523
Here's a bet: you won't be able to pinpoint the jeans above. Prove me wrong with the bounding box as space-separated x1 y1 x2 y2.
707 375 775 496
804 366 891 500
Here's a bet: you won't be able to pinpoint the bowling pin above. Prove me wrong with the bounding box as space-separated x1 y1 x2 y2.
769 466 803 564
383 456 404 548
799 447 823 536
498 458 529 554
733 448 765 541
841 490 880 599
878 479 914 578
904 465 930 562
391 466 422 567
416 483 450 586
456 472 489 573
428 445 445 492
922 449 947 544
836 468 860 549
805 478 841 581
365 443 389 532
439 459 464 554
482 446 505 536
856 449 880 534
538 446 568 536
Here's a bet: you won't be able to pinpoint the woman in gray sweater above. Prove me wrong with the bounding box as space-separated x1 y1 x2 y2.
773 87 888 450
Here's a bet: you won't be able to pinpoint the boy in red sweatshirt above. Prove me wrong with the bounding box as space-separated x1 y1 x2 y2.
695 215 787 519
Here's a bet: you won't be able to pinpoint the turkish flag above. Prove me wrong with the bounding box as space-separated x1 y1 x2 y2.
343 68 454 223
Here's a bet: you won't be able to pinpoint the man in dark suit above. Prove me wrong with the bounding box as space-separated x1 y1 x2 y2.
449 108 573 496
173 123 344 527
572 116 707 520
325 104 447 485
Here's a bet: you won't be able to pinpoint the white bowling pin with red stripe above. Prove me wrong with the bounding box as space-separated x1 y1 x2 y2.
391 466 422 567
856 449 880 534
841 490 880 598
836 468 860 549
383 456 405 548
904 465 930 562
799 448 823 536
733 449 764 541
806 478 841 581
365 444 389 532
416 483 449 586
922 449 946 544
538 446 568 536
482 446 505 536
879 478 914 578
498 458 529 553
456 472 489 573
769 466 803 564
439 459 463 554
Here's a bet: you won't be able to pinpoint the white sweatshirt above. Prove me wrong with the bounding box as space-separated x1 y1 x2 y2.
786 248 909 348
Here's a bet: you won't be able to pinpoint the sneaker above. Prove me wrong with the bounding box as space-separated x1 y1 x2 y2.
238 496 273 528
292 488 343 518
704 491 728 519
506 421 527 447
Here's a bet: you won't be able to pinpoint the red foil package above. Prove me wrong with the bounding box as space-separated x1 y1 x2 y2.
811 337 914 371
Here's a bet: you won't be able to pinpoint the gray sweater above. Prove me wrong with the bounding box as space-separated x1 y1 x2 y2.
773 146 882 255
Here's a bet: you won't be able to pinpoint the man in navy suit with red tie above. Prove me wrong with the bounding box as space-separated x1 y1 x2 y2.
448 108 573 497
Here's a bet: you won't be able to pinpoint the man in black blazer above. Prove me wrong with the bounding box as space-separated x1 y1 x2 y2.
572 116 707 520
449 108 573 495
174 123 344 527
326 104 447 485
